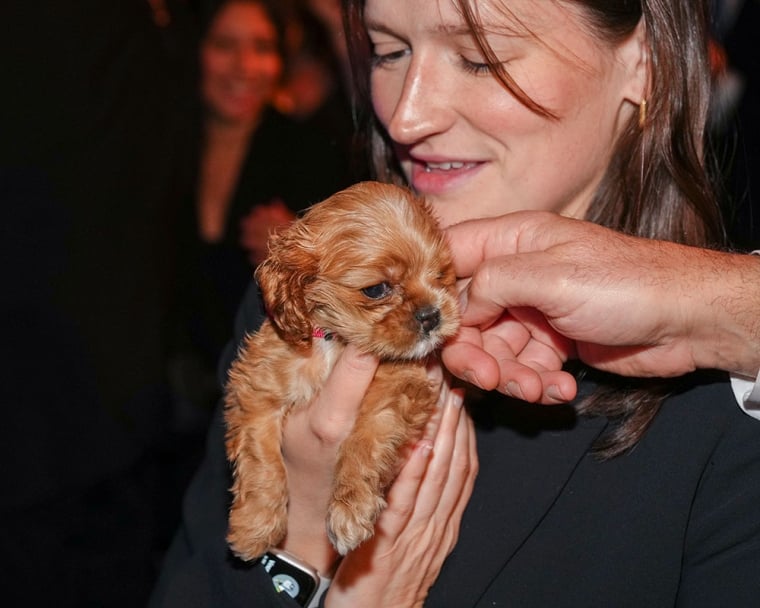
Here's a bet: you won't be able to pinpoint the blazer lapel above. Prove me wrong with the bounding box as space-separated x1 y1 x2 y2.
428 396 608 607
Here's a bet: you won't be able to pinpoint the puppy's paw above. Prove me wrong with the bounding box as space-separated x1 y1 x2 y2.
326 494 387 555
228 500 288 561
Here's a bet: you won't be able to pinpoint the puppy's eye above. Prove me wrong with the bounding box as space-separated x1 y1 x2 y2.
361 282 392 299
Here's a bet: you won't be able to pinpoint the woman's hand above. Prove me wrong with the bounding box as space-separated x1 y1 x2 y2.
325 380 477 607
280 345 379 574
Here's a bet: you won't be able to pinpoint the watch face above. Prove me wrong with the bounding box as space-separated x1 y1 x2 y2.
262 552 319 606
272 572 304 598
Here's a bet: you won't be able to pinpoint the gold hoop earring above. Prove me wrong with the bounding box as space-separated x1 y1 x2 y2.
639 99 648 128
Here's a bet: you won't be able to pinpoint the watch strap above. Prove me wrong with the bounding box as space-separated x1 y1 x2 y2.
306 573 332 608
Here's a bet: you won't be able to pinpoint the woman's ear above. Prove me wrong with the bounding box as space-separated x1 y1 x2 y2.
618 18 650 107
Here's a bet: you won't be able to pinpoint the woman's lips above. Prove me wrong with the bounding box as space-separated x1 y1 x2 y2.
409 158 484 194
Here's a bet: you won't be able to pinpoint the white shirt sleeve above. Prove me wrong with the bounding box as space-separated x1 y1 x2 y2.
730 249 760 420
731 370 760 420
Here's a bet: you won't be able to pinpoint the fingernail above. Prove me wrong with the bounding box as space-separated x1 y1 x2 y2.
426 364 443 383
449 389 464 409
462 370 482 390
505 381 524 400
457 288 469 311
417 439 434 457
546 385 566 402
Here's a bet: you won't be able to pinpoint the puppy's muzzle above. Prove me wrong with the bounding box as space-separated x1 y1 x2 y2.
415 305 441 334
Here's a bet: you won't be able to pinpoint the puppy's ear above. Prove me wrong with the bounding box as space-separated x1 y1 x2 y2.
254 222 317 348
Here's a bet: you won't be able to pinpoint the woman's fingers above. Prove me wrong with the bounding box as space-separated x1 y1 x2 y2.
376 387 472 541
326 385 476 607
436 405 477 554
412 388 466 518
375 439 435 538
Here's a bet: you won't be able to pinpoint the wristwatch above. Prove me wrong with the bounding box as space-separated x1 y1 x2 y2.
260 549 331 607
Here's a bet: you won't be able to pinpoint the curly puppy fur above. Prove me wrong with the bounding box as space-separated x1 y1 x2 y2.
224 181 460 559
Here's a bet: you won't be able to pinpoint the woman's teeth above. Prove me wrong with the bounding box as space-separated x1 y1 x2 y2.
424 161 475 172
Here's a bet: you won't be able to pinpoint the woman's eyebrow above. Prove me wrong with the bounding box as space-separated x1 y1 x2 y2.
365 18 472 37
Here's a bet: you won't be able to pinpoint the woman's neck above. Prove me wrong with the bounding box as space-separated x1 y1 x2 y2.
204 113 260 146
196 113 263 243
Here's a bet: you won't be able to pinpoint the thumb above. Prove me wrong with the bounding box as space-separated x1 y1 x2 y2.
459 250 568 329
444 211 578 278
309 344 379 440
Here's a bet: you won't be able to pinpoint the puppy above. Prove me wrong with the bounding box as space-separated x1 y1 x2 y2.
224 181 460 560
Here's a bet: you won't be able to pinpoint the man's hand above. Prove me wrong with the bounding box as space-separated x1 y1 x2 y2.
442 211 760 403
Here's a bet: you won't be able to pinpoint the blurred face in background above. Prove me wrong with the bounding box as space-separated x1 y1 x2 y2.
201 1 284 126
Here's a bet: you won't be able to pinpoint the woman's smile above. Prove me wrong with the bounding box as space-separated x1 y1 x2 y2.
405 151 486 197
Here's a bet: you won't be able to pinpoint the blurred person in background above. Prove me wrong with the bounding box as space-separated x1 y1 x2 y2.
166 0 356 452
272 0 357 168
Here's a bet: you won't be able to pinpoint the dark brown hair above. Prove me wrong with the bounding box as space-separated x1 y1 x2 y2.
341 0 725 457
201 0 293 62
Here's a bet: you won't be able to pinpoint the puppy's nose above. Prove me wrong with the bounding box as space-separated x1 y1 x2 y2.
415 306 441 334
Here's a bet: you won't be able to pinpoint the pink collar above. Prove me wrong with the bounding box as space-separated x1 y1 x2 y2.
312 327 335 341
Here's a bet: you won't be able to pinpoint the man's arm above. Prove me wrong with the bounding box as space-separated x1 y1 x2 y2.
442 211 760 403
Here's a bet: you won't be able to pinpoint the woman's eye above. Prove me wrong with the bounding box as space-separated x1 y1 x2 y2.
208 37 236 52
252 39 278 55
459 56 492 75
370 46 409 68
361 282 393 299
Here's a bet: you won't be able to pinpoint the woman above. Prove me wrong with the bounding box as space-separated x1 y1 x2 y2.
152 1 760 606
169 0 353 419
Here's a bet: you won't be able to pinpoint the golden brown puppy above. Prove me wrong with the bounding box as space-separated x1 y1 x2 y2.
224 181 460 560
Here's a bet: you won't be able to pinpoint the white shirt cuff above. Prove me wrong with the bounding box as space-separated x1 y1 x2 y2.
729 249 760 420
730 369 760 420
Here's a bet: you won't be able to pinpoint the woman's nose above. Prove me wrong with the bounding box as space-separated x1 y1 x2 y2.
234 47 264 73
385 54 455 145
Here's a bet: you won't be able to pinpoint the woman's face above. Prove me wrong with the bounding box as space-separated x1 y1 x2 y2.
366 0 643 227
201 1 283 125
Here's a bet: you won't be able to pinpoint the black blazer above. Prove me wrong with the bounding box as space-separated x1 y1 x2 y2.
150 284 760 607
